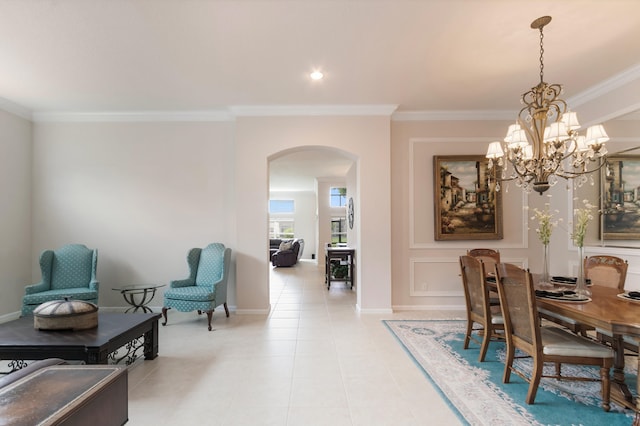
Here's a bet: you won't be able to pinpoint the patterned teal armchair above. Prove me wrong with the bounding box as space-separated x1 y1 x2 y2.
162 243 231 331
22 244 99 316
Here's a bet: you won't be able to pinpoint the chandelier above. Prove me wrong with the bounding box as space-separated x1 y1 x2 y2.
486 16 608 195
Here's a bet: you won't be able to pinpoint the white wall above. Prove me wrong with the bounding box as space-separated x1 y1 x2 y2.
31 120 236 309
0 110 32 318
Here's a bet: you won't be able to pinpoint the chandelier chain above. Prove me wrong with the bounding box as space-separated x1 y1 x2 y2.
538 26 545 83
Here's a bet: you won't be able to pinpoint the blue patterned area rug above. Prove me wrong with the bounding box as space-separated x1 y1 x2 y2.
384 319 637 426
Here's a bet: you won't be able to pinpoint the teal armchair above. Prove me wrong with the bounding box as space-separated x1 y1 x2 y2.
162 243 231 331
22 244 99 316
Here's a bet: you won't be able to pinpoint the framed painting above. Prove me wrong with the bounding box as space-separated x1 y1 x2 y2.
433 155 503 241
601 155 640 240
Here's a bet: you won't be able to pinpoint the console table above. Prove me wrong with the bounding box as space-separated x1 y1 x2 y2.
0 312 160 371
325 247 355 289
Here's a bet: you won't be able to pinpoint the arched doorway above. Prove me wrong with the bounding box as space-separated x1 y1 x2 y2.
268 146 357 305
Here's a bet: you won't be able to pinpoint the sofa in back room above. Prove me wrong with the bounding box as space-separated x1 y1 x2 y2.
271 238 304 267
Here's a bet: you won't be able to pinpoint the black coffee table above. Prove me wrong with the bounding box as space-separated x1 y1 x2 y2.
0 312 160 371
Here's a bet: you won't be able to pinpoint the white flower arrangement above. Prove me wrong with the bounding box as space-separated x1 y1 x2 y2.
571 199 596 248
528 196 561 246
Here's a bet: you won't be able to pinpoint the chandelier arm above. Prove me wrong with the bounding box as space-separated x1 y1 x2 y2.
554 159 608 179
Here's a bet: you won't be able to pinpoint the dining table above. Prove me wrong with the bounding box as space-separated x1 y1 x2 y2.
535 285 640 418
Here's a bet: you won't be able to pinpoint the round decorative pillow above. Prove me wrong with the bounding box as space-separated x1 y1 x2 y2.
33 298 98 330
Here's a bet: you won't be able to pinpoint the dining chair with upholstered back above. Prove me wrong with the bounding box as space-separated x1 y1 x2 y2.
459 255 504 362
584 255 628 290
494 262 614 411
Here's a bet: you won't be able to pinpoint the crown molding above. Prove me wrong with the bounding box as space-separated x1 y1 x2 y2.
32 110 233 123
230 104 398 117
392 110 514 121
0 97 32 120
568 63 640 108
30 105 399 122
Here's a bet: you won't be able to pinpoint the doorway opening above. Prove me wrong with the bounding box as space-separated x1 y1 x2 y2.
268 146 357 306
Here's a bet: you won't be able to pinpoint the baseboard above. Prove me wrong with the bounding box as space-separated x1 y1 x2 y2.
235 308 270 315
356 307 394 314
391 304 466 311
0 311 21 324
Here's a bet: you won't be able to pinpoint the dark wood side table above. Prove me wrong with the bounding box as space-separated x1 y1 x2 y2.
325 246 355 290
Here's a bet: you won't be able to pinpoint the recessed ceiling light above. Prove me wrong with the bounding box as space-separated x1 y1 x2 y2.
310 70 324 80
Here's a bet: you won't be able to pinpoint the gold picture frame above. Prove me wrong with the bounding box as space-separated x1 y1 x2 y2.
602 155 640 240
434 155 503 241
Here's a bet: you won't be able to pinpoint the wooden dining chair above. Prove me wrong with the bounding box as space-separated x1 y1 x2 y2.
494 262 614 411
537 254 627 338
584 255 628 290
467 248 500 305
459 255 504 362
467 248 500 273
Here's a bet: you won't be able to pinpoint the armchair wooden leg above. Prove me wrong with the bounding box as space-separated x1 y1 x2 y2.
223 302 229 317
161 307 170 326
206 310 213 331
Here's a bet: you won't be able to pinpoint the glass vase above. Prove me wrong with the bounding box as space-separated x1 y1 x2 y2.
575 245 591 298
541 243 550 284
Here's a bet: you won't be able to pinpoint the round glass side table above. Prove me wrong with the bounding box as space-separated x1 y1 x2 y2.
112 284 166 313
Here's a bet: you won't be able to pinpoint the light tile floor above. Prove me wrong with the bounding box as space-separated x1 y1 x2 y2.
127 260 463 425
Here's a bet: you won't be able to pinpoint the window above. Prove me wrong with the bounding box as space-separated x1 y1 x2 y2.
269 199 294 214
331 217 347 244
330 187 347 208
269 199 295 238
269 219 295 239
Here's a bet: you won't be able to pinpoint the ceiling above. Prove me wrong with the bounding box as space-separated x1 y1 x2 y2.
1 1 639 191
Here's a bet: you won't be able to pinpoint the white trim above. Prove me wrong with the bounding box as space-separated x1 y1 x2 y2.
0 311 20 325
0 97 32 120
357 308 394 314
230 104 398 117
409 256 529 298
31 105 400 122
235 308 271 315
32 110 233 123
592 102 640 126
392 110 514 122
568 63 640 108
410 257 463 297
391 305 466 311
